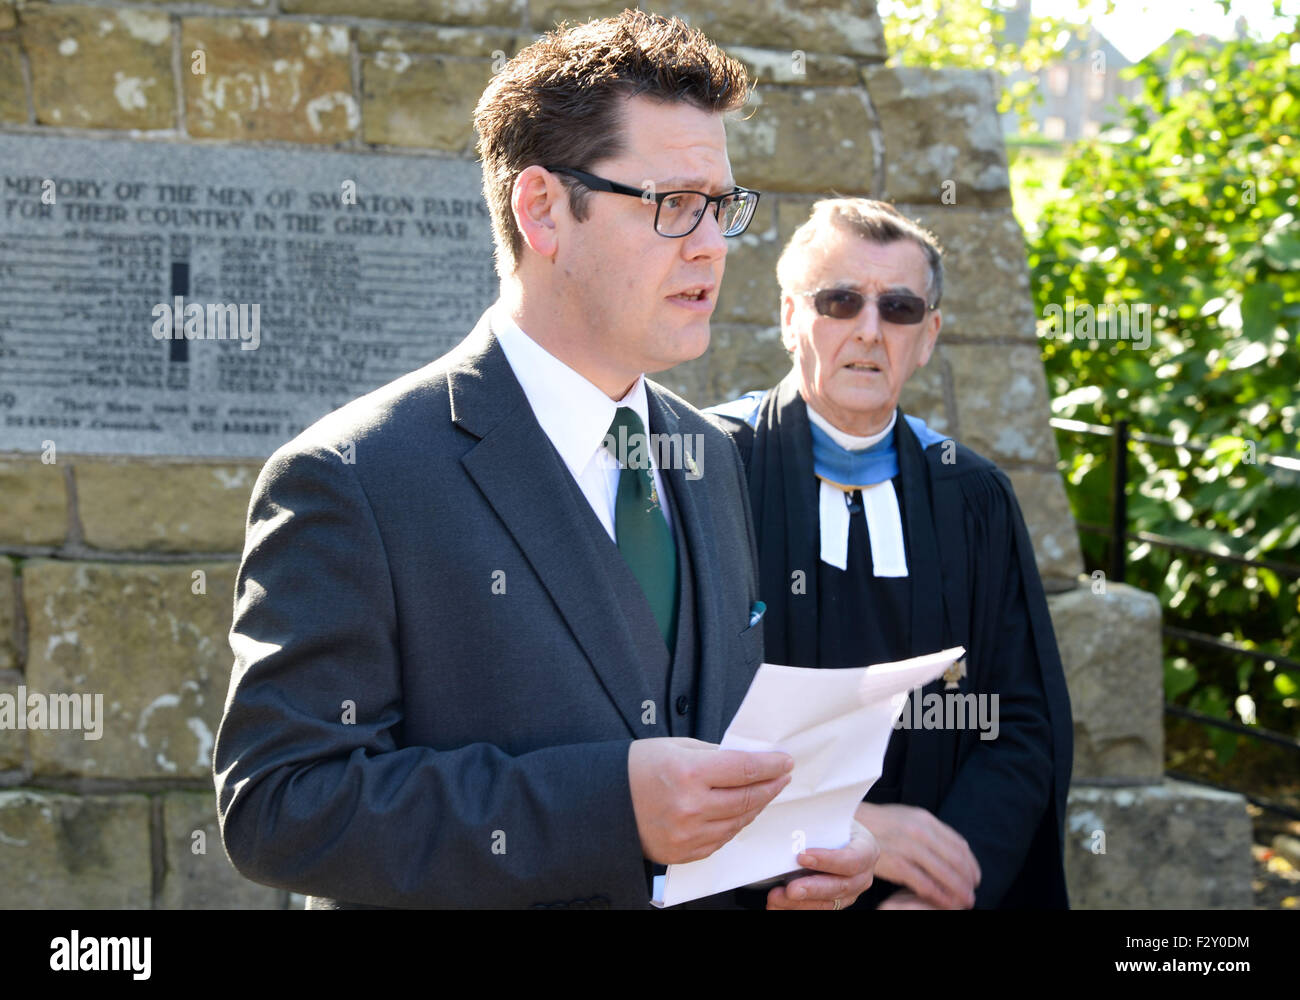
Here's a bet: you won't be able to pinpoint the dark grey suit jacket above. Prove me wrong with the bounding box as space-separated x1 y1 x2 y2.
213 309 764 908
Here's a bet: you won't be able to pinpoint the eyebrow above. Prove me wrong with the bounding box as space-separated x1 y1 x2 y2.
830 280 924 296
658 176 739 193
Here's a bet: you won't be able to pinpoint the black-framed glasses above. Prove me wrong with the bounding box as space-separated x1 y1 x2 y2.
545 166 761 238
798 288 932 325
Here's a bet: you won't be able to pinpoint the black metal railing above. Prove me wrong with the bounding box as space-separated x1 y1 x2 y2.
1051 416 1300 814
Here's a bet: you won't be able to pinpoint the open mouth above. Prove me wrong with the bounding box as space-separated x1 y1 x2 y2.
844 361 881 372
671 288 710 302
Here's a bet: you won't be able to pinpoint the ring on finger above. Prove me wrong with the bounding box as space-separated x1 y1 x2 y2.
832 898 841 911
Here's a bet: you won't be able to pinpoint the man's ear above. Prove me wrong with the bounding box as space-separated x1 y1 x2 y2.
512 165 562 259
780 294 798 353
917 308 941 367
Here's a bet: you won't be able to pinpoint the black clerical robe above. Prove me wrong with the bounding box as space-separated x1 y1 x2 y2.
710 373 1073 909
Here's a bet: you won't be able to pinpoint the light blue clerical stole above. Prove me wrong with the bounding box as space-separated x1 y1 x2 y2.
809 412 947 576
704 391 948 577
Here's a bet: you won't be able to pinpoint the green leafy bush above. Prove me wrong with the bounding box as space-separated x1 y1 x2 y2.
1027 17 1300 757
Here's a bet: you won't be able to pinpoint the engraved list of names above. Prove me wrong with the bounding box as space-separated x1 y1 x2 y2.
0 135 499 457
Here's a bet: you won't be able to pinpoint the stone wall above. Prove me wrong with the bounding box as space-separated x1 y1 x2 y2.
2 0 1106 908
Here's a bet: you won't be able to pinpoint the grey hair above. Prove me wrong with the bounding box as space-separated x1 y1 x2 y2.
776 198 944 308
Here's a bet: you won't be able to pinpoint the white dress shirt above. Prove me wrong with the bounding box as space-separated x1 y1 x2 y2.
805 405 896 452
491 303 674 544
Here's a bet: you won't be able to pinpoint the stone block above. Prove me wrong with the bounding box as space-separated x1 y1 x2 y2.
160 792 287 909
898 343 952 436
944 342 1059 466
713 198 782 327
182 18 357 143
357 25 521 58
1006 469 1085 589
530 0 628 27
900 206 1039 342
0 562 15 672
725 45 862 87
655 323 787 411
0 790 151 908
282 0 525 27
0 669 23 771
75 460 258 553
22 560 237 779
0 729 21 771
0 459 67 547
21 5 175 130
1065 781 1253 909
653 0 886 59
136 0 275 7
716 196 828 326
0 41 24 123
362 55 495 150
866 67 1011 207
0 1 15 31
1050 580 1163 780
728 86 875 194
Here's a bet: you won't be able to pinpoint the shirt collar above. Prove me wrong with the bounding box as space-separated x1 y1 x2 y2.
805 401 897 452
490 303 651 479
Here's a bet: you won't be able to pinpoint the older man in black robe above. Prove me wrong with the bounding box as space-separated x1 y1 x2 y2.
707 198 1072 909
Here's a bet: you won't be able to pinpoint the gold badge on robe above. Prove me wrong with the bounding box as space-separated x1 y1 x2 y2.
943 658 967 690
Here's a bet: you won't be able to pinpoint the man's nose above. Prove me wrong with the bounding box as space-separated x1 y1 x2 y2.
683 206 728 262
854 300 883 344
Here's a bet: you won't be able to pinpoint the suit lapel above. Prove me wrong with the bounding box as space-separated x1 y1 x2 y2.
646 386 729 742
449 316 653 737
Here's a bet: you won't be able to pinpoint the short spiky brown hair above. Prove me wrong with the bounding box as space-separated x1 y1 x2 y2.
473 10 751 275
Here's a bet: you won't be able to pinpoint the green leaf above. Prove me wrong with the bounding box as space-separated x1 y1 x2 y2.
1165 657 1199 699
1011 9 1300 752
1209 726 1240 764
1262 231 1300 270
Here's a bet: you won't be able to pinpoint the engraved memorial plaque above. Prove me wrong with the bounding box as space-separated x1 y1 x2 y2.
0 135 499 457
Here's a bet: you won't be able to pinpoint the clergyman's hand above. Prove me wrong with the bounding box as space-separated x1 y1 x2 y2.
765 819 879 910
628 738 793 865
877 889 937 910
855 802 980 909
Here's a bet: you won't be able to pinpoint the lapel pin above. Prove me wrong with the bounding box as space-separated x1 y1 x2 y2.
943 658 967 690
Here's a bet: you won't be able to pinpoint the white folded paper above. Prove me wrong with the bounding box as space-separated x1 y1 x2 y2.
651 646 965 908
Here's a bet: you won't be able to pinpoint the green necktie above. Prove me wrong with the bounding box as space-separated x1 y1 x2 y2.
604 407 679 649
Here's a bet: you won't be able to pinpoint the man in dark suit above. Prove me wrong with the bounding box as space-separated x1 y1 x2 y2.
213 10 877 910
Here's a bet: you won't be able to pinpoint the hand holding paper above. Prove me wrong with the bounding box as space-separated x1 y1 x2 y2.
652 646 966 907
763 816 879 910
627 737 793 865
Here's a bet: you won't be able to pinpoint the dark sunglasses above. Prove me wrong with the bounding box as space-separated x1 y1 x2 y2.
801 288 931 325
